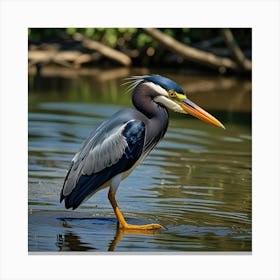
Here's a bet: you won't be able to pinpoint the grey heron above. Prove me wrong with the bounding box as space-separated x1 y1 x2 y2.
60 75 224 230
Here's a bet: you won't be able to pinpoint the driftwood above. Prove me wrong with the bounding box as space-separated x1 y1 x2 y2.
28 49 102 69
142 28 238 73
28 65 131 81
73 33 132 66
28 34 132 70
220 28 252 71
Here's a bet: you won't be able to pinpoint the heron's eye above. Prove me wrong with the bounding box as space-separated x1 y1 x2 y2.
168 91 177 98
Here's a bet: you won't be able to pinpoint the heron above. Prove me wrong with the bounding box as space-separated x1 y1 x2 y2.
60 75 224 230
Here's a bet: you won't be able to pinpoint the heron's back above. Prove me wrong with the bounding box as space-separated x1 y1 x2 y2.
60 108 152 209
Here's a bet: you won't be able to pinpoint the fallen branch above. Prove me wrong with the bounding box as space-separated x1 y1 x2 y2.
142 28 238 73
28 48 104 69
28 50 73 68
74 33 132 67
220 28 252 72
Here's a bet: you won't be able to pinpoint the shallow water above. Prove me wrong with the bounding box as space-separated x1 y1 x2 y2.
28 70 251 252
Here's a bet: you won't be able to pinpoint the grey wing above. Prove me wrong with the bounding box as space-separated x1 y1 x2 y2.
60 109 146 208
62 119 129 197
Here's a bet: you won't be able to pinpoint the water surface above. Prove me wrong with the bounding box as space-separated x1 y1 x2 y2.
28 70 251 252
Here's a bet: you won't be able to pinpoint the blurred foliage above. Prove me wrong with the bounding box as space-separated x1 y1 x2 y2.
29 27 251 48
28 28 251 70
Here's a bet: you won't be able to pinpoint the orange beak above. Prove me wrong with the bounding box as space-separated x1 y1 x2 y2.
179 98 225 129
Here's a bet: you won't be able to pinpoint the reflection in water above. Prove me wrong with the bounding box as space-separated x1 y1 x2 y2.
56 232 95 251
55 217 162 252
108 228 161 252
28 71 251 252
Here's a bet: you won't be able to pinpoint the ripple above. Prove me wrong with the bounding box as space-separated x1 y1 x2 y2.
28 80 252 252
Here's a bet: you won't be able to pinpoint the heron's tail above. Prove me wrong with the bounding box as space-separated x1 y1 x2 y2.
61 173 110 210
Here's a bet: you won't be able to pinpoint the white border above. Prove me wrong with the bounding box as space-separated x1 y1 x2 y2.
1 0 279 279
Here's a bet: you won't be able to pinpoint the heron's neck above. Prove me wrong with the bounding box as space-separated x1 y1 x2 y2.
132 83 167 119
132 83 169 143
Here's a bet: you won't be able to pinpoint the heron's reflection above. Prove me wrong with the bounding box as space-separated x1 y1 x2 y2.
108 227 161 251
57 217 162 252
56 232 95 251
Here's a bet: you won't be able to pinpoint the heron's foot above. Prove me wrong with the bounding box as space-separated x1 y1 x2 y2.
119 222 164 230
108 193 165 231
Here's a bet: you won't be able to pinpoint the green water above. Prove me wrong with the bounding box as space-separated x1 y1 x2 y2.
28 69 251 252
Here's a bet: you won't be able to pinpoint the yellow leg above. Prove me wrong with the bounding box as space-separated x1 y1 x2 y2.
108 189 163 230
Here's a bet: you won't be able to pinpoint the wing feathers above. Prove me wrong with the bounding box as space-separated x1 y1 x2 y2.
83 128 128 174
60 116 146 209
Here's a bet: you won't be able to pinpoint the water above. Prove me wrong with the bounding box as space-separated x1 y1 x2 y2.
28 69 251 252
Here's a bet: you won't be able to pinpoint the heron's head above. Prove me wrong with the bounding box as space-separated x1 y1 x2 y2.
126 75 225 129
